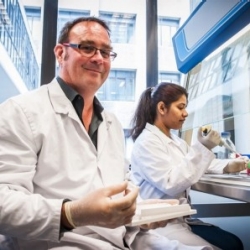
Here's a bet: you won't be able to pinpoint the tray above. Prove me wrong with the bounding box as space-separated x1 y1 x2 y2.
127 203 196 226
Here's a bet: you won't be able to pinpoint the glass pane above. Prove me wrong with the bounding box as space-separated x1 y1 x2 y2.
100 12 136 44
97 70 135 101
183 25 250 156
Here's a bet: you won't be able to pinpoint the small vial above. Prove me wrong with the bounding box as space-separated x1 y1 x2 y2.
247 162 250 176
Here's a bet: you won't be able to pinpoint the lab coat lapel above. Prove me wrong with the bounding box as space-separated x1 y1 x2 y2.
97 111 111 156
47 79 82 124
96 112 120 187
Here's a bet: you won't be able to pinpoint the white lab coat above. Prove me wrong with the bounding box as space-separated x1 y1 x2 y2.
130 123 227 249
130 123 227 201
0 80 211 250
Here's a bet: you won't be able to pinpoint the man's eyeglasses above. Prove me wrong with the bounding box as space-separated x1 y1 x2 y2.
63 43 117 61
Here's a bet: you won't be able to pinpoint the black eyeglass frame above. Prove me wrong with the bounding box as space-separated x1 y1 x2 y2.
62 43 117 61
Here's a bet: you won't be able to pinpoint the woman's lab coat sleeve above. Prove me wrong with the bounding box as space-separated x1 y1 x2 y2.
0 99 62 242
206 158 229 174
131 131 215 198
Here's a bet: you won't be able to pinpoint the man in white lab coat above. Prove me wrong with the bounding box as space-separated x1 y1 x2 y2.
0 17 216 250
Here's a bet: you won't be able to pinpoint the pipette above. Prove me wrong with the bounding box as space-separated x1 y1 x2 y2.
219 139 241 157
202 125 241 157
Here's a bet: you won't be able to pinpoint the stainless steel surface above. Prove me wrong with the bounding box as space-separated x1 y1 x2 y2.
191 173 250 217
192 173 250 202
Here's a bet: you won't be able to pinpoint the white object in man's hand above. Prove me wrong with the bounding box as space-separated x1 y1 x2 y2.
197 127 221 150
138 199 179 230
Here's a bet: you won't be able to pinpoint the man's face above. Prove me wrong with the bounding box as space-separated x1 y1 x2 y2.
55 21 113 94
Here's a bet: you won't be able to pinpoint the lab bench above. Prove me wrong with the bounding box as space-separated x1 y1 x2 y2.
191 173 250 218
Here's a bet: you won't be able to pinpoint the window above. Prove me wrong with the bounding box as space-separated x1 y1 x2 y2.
99 12 136 44
96 70 135 101
24 7 41 54
159 72 180 84
158 17 179 46
25 7 41 34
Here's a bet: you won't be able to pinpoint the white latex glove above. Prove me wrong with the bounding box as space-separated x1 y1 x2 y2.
223 158 248 173
197 127 221 150
63 181 139 229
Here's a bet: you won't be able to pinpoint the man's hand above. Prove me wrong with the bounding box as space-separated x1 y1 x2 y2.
62 181 139 229
197 127 221 150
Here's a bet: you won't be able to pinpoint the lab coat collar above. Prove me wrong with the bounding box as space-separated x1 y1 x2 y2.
145 123 182 147
47 78 115 159
47 78 81 123
145 123 172 143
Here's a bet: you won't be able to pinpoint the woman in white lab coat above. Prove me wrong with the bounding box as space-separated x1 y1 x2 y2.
129 82 246 250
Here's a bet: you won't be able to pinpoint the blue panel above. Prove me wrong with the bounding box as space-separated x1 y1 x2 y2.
172 0 250 73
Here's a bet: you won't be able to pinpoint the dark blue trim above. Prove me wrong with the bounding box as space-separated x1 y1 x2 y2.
172 0 250 73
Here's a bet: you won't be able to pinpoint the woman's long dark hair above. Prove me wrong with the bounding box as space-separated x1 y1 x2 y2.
130 82 188 141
